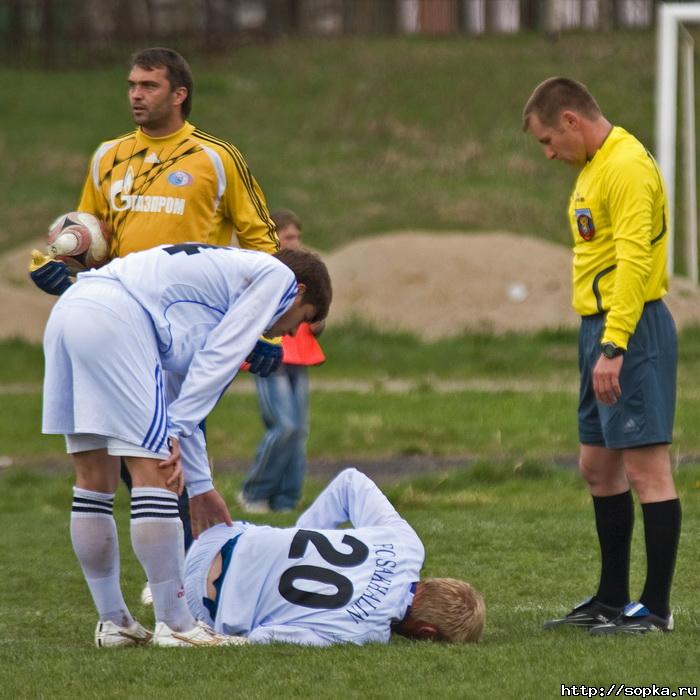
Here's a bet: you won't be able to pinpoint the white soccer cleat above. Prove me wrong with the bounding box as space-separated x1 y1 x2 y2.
151 620 249 647
140 582 153 606
95 619 153 648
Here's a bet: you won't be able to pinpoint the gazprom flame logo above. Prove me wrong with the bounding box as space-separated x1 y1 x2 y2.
109 167 135 211
168 171 194 187
109 164 186 216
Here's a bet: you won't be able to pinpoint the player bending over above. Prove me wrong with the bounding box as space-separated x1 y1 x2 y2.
42 243 331 647
185 468 485 645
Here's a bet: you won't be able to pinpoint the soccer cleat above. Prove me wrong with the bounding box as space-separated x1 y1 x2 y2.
151 620 249 647
589 602 674 636
237 491 270 514
543 597 625 630
140 582 153 606
95 619 153 648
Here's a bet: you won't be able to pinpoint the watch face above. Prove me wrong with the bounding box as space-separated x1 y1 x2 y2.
602 343 619 359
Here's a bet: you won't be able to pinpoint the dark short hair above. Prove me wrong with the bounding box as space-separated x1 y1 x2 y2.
130 47 194 119
274 248 332 323
522 77 601 131
271 209 302 232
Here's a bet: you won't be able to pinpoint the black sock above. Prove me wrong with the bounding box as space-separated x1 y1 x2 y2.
592 490 634 607
639 499 681 618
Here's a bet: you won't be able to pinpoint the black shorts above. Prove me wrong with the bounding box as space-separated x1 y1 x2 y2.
578 300 677 449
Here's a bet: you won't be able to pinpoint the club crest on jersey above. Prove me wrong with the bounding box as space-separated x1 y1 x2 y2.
575 208 595 241
168 171 194 187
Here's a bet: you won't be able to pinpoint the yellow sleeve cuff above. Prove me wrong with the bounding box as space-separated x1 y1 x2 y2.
601 328 629 351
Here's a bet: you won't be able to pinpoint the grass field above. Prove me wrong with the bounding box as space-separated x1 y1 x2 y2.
1 326 699 698
1 467 698 699
4 326 700 463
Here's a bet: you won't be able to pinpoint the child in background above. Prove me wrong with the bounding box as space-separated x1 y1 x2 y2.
239 210 325 512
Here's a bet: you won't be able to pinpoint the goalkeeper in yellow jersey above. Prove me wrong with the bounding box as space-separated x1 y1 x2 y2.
30 47 282 576
523 77 679 635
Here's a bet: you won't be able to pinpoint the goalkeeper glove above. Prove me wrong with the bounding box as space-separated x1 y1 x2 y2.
245 337 283 377
29 249 72 296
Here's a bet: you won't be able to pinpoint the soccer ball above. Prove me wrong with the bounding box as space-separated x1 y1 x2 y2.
47 211 112 272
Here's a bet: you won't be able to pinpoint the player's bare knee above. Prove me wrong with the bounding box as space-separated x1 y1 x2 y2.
577 456 599 486
623 445 675 499
72 449 120 492
578 458 625 492
125 457 177 492
623 464 673 500
623 464 646 494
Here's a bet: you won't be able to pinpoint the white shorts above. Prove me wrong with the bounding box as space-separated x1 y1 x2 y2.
65 433 163 458
42 278 170 458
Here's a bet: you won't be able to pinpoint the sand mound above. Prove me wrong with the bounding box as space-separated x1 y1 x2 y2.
4 232 700 343
325 232 576 338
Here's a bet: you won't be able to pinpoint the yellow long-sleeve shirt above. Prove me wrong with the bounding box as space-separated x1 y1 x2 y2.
78 121 279 257
569 126 669 349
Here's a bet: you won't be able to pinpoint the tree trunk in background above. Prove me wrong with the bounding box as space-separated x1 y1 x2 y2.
115 0 137 40
266 0 301 36
342 0 397 35
39 0 56 66
203 0 222 50
519 0 540 30
598 0 614 31
6 0 26 56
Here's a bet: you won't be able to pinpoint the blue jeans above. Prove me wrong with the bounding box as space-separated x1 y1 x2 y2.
242 364 309 510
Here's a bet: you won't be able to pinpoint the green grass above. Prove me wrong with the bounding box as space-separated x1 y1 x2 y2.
0 467 698 699
6 323 700 384
4 324 700 463
1 30 691 256
6 383 700 464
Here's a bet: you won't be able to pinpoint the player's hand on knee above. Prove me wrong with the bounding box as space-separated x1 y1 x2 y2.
159 437 184 495
28 249 72 296
189 489 233 539
244 337 283 377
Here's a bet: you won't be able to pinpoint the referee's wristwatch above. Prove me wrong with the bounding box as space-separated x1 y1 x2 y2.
601 342 626 359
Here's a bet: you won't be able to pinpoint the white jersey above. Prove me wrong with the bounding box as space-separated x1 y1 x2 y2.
80 244 296 440
43 244 296 495
185 469 425 646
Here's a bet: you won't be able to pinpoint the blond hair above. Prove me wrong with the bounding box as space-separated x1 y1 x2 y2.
412 578 485 643
522 76 602 131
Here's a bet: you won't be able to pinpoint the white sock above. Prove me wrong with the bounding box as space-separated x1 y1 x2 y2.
130 487 195 632
70 487 133 627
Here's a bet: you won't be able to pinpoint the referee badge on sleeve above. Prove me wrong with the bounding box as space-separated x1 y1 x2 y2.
575 208 595 241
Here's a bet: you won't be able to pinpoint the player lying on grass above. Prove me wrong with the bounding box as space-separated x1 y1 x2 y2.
185 468 485 646
41 243 331 647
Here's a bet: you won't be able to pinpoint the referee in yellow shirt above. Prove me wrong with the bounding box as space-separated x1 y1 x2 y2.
523 77 680 635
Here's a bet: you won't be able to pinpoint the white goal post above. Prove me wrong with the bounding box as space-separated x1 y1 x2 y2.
656 1 700 282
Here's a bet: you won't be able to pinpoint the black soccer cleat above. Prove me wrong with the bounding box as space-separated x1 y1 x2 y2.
589 602 674 636
543 597 625 630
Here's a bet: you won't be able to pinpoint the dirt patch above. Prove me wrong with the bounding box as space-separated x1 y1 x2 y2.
3 453 582 486
5 232 700 343
2 238 57 343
